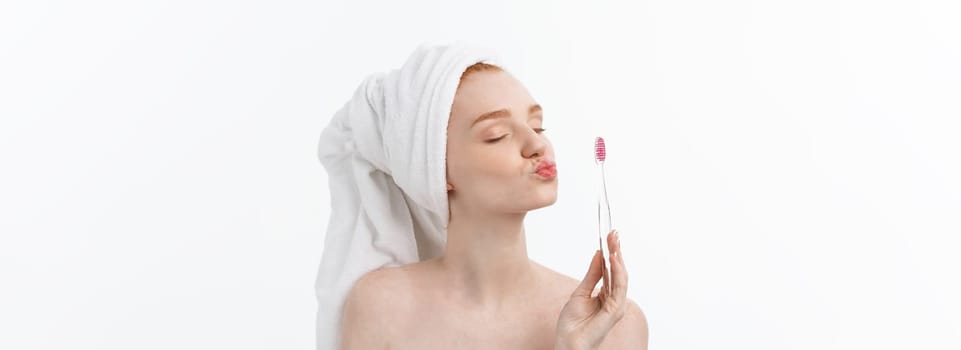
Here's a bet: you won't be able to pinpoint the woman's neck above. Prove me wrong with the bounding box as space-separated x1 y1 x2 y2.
434 211 540 311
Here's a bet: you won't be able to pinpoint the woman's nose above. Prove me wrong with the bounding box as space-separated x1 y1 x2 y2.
521 127 548 159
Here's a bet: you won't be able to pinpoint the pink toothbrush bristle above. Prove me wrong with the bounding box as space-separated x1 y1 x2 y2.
594 137 606 162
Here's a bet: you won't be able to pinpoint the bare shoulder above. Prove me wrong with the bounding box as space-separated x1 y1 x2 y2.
532 261 582 294
600 299 649 350
340 266 412 348
343 265 414 315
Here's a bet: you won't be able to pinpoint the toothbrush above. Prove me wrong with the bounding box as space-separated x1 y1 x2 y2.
595 136 613 297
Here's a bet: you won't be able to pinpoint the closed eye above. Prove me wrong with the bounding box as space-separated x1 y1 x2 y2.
484 128 546 144
485 135 507 143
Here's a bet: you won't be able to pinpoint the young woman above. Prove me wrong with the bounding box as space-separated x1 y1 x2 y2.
337 60 648 350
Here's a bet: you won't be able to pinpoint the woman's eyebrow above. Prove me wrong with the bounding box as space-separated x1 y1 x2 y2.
471 104 543 128
471 109 511 128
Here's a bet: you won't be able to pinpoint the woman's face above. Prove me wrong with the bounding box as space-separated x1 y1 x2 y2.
446 68 558 215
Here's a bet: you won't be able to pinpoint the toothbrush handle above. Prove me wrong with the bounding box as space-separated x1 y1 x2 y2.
599 164 613 233
598 163 613 295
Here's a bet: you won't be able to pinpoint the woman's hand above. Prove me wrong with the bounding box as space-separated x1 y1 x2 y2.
555 229 628 350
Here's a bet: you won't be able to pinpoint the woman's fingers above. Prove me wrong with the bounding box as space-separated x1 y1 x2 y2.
606 230 629 320
572 249 603 298
611 230 628 297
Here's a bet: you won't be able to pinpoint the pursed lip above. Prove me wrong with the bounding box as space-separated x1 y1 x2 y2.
534 160 556 173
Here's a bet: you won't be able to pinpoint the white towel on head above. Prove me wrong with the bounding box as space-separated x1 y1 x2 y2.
315 42 503 349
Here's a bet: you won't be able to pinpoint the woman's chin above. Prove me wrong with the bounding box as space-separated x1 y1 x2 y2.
527 190 558 210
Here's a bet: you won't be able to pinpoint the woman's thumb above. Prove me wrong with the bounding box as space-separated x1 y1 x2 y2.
572 250 603 298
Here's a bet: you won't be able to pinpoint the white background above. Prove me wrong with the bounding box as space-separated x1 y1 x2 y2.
2 0 959 349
